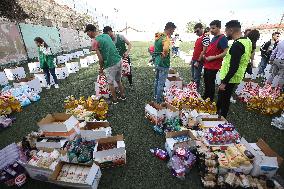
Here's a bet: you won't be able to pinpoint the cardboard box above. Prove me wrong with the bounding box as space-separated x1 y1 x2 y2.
28 62 41 73
93 135 126 168
0 71 9 86
36 138 68 149
165 130 196 157
38 113 79 133
145 102 166 125
241 138 283 178
66 62 77 73
56 56 68 64
168 68 179 77
13 77 42 94
80 121 112 141
197 114 227 128
165 76 183 91
50 162 101 189
80 58 90 68
34 72 55 87
23 163 53 181
161 103 179 119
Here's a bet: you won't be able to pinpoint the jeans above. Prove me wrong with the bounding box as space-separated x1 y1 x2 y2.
258 57 269 74
43 67 58 85
191 60 203 91
154 66 169 103
267 59 284 87
203 68 218 101
217 83 236 118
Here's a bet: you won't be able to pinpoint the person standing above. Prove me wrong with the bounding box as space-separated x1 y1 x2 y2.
154 22 176 103
85 24 126 104
103 26 133 87
217 20 252 118
245 29 260 74
203 20 229 101
172 34 182 57
191 23 210 92
258 32 280 75
34 37 59 89
267 39 284 88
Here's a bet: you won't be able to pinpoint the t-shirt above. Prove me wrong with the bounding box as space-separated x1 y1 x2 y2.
202 36 210 47
114 34 126 44
211 35 228 50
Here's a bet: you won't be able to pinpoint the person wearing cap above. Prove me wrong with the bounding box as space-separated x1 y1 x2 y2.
103 26 133 87
154 22 176 103
84 24 126 105
217 20 252 117
191 23 210 92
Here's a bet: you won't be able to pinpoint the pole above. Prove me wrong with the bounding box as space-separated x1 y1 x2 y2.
277 13 284 32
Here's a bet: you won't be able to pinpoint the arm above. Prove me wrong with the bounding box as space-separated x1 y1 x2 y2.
123 36 132 57
269 44 278 61
92 40 104 73
221 42 245 84
206 36 229 61
162 36 170 58
250 50 255 63
198 46 208 61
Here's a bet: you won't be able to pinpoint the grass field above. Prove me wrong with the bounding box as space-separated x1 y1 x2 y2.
0 41 283 189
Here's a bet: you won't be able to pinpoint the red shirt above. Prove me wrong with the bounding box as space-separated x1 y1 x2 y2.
192 34 206 61
204 35 225 70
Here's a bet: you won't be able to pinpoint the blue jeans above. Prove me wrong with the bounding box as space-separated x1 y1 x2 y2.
154 66 169 103
43 67 58 85
258 57 269 74
191 60 203 91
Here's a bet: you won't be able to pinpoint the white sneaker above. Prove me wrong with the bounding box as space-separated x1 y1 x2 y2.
54 84 59 89
230 97 236 103
46 85 51 89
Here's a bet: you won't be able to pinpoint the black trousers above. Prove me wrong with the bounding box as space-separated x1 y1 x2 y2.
217 83 236 118
203 68 218 101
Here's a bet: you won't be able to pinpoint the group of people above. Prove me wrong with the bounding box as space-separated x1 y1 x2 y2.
153 20 283 118
34 24 133 105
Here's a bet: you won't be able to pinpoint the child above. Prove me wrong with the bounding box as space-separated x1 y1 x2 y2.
34 37 59 89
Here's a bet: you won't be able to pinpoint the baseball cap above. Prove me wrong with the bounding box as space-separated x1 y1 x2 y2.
84 24 97 33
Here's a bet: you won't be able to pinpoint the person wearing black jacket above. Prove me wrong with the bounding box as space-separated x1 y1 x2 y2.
258 32 280 75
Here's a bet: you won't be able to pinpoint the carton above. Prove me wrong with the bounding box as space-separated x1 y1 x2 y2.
197 114 227 128
49 162 101 189
34 72 55 87
36 138 68 149
37 113 79 133
145 102 166 125
165 76 183 91
13 77 42 94
241 138 283 178
93 135 126 168
80 121 112 141
28 62 41 73
165 130 196 157
161 103 179 119
168 68 179 77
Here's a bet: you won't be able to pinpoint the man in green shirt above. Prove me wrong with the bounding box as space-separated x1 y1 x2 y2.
85 24 126 104
103 26 133 86
217 20 252 117
154 22 176 103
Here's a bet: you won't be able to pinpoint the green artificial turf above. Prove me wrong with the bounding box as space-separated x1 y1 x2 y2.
0 41 283 189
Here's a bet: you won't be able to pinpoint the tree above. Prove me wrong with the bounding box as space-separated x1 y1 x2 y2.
186 20 206 33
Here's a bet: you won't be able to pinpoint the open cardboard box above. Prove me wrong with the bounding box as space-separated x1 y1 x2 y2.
36 138 68 149
145 101 166 125
49 162 101 189
93 135 126 168
165 76 183 91
197 114 227 128
38 113 79 133
165 130 196 157
168 68 179 77
241 138 283 178
80 121 112 140
161 103 179 119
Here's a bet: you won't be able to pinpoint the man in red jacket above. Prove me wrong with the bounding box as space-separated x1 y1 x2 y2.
203 20 229 101
191 23 210 92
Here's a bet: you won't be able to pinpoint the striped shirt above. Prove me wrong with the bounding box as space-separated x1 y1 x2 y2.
202 36 210 47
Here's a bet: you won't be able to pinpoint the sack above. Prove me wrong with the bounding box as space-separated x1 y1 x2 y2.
121 57 131 76
95 74 109 98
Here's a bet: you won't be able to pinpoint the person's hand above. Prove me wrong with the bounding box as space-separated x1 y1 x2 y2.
219 83 226 91
194 61 200 67
205 56 216 62
99 67 104 74
123 52 129 57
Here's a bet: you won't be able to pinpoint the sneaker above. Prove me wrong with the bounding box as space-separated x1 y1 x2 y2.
230 97 236 103
46 85 51 89
112 100 119 105
118 95 126 101
54 84 59 89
